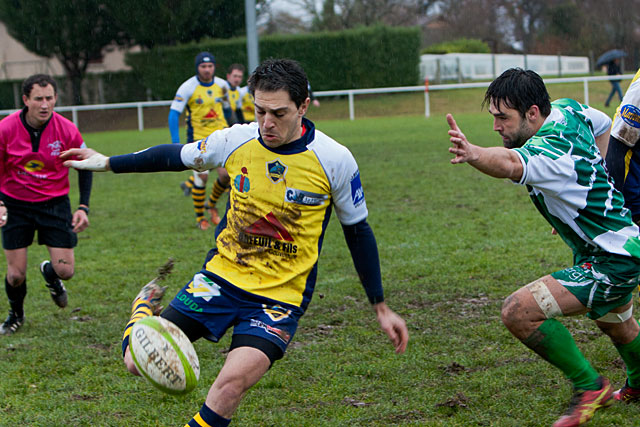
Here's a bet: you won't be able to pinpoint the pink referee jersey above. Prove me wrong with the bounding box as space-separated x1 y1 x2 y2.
0 110 86 202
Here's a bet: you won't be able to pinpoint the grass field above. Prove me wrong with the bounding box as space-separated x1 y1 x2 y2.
1 91 639 426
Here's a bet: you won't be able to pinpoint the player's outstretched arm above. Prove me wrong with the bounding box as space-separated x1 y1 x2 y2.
447 113 523 180
62 144 187 174
374 302 408 354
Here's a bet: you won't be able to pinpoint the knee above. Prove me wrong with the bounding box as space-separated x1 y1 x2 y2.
6 272 25 287
213 374 248 402
53 263 74 281
501 291 533 332
218 169 230 184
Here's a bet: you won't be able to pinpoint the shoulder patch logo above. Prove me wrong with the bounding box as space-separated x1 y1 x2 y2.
620 104 640 129
266 159 287 183
350 170 365 207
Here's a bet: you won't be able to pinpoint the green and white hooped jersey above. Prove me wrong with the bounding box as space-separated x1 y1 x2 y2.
513 98 640 259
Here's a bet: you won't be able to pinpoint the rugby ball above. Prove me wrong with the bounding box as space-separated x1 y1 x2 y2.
130 316 200 395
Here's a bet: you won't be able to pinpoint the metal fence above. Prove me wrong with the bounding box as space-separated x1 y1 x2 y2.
0 74 634 130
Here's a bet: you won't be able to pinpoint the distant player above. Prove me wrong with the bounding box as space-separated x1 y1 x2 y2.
605 68 640 224
0 74 92 335
62 58 408 426
224 64 246 126
239 85 255 123
448 68 640 426
170 51 230 229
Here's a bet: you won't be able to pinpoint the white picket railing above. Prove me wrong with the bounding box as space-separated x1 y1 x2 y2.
0 74 634 129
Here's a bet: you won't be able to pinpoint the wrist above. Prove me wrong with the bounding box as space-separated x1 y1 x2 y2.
78 206 89 215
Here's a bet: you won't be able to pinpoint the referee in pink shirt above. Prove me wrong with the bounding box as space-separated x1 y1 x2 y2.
0 74 92 335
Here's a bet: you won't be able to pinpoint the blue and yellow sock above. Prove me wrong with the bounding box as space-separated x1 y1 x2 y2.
208 178 229 208
185 402 230 427
121 299 153 356
192 184 206 223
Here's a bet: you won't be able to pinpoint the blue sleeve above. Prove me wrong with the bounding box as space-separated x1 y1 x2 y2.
110 144 187 173
223 106 232 125
77 169 92 206
168 109 181 143
342 219 384 304
605 135 630 192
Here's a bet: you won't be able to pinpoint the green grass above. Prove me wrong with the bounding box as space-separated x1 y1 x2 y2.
0 108 638 425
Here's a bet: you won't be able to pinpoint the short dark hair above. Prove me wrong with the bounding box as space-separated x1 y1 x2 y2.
22 74 57 98
483 68 551 118
228 63 245 74
248 59 309 108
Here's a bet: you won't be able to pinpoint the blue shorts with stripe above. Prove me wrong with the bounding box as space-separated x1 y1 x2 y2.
167 270 303 355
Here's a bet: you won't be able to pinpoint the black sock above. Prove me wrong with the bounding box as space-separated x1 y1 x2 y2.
42 261 60 283
5 277 26 317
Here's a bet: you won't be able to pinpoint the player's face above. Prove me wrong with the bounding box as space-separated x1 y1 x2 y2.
197 62 215 83
22 84 57 129
488 99 535 149
254 89 310 148
227 69 243 87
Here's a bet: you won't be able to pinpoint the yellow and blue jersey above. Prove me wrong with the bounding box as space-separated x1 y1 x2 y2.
239 86 255 122
610 69 640 217
180 118 367 311
170 76 230 142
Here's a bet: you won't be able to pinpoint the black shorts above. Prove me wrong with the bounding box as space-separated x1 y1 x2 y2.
1 193 77 250
161 305 284 365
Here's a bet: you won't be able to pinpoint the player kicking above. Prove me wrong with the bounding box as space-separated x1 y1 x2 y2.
62 59 408 426
448 68 640 426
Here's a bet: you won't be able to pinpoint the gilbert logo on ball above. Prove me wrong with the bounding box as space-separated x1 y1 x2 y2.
130 316 200 395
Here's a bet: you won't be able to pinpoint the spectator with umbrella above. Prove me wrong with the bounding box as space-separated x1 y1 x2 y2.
597 49 626 107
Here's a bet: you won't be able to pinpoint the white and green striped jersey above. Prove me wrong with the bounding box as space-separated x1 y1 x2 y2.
513 98 640 259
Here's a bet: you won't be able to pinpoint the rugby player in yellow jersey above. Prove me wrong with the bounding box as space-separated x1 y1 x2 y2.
62 58 409 427
171 52 230 229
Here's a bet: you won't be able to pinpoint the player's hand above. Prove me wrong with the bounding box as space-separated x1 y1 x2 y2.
60 148 111 171
374 302 409 354
72 209 89 233
447 114 479 164
312 99 320 107
0 204 7 228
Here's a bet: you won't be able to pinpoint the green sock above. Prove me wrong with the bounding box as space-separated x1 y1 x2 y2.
523 319 600 390
614 323 640 389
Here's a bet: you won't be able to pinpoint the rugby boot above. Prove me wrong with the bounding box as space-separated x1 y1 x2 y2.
197 218 210 230
613 380 640 403
131 258 173 315
553 376 613 427
180 181 192 196
40 260 68 308
0 310 25 335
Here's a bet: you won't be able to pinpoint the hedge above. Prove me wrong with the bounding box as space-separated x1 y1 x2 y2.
126 25 421 99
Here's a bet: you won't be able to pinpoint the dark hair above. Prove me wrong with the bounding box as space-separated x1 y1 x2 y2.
22 74 57 98
248 59 309 108
228 63 245 74
482 68 551 118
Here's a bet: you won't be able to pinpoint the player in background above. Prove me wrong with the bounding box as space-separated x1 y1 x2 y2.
200 64 247 214
239 85 255 123
448 68 640 426
308 82 320 108
62 58 408 427
0 74 92 335
605 69 640 225
170 51 230 229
